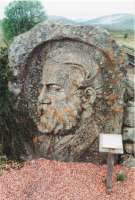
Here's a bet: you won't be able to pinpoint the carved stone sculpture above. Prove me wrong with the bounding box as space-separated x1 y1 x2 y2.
9 21 127 161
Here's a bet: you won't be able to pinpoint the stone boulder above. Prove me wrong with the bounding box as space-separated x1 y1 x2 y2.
8 21 127 162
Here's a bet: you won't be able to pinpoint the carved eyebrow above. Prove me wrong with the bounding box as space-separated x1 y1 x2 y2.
64 62 84 69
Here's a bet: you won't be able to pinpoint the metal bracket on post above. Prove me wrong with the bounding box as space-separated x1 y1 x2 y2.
99 134 123 193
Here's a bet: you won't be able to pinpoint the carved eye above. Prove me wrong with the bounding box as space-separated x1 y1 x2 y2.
47 84 64 92
52 85 61 90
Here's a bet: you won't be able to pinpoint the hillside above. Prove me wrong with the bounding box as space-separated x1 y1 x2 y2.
83 14 134 32
49 14 135 32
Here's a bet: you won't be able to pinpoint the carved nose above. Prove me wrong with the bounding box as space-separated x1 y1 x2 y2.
38 87 52 104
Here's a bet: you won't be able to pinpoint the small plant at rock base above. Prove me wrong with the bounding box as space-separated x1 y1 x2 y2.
116 171 127 182
0 144 7 176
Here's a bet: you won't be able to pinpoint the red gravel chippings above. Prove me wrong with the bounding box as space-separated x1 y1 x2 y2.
0 158 135 200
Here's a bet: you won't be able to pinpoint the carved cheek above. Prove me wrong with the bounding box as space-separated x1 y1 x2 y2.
57 93 66 103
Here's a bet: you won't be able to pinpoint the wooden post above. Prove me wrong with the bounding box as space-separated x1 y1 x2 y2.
99 134 123 192
106 153 114 193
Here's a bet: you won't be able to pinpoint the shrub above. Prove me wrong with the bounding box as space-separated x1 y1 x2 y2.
116 171 127 182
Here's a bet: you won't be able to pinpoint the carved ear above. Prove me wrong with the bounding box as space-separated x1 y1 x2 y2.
81 87 96 109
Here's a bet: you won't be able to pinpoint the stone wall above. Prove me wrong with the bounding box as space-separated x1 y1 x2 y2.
122 67 135 167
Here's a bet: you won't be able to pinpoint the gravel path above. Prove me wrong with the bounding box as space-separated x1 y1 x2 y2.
0 159 135 200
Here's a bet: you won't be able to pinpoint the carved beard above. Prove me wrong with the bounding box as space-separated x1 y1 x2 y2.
38 101 82 135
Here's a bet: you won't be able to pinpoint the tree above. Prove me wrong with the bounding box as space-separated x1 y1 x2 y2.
2 0 47 41
124 33 128 39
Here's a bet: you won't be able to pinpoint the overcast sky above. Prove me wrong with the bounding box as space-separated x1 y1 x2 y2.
0 0 134 20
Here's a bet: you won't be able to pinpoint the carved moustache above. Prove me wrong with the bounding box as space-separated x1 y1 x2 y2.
38 102 81 135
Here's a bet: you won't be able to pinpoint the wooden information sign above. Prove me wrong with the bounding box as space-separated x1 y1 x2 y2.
99 134 123 193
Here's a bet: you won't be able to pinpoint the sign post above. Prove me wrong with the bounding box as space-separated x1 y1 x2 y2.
106 153 114 192
99 134 123 193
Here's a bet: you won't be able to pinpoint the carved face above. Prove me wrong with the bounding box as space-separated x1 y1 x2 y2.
37 60 96 135
38 63 82 134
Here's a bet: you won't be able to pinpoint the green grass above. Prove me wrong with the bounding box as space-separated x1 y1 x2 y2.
110 31 135 49
0 22 8 48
